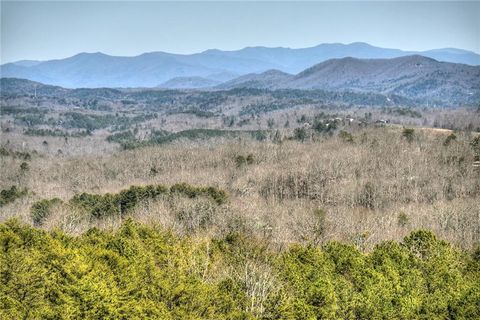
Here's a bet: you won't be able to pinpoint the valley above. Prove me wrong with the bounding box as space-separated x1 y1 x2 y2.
1 12 479 315
1 76 479 247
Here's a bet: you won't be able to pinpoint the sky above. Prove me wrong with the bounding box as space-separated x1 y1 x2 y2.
1 1 479 64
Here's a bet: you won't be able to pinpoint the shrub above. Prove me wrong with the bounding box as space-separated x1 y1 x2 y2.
397 211 409 227
235 155 247 167
71 185 169 218
31 198 63 225
69 184 227 218
403 229 441 259
443 133 457 146
338 130 354 143
235 154 254 167
170 183 228 205
313 120 337 133
293 127 308 142
0 186 27 207
471 136 480 154
402 128 415 143
19 162 29 171
106 130 136 146
246 154 254 164
70 192 119 217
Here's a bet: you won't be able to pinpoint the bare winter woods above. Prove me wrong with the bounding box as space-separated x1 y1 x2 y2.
2 125 479 250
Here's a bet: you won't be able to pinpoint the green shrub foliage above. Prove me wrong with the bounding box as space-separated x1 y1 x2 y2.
170 183 228 205
235 154 255 167
30 198 63 225
0 186 27 207
402 128 415 143
338 130 354 143
29 184 228 224
69 184 227 218
443 133 457 146
0 221 478 319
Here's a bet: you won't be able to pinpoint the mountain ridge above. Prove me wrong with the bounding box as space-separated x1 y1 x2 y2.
221 55 480 104
1 42 479 88
2 55 479 105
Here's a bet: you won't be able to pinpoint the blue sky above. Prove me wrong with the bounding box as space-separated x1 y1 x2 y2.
1 1 479 63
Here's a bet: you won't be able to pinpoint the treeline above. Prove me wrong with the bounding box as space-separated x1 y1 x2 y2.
23 128 90 137
62 112 157 132
107 129 269 150
0 220 478 319
3 105 157 132
31 183 228 226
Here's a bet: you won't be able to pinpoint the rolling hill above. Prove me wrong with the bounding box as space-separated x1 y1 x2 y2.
223 56 480 104
219 70 293 89
158 76 221 89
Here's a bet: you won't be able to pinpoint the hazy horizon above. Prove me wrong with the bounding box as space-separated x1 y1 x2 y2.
4 41 480 65
4 41 480 64
1 1 479 64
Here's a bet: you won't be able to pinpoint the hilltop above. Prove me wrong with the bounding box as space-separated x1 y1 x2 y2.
220 56 480 104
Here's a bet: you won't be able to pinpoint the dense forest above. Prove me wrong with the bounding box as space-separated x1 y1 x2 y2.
1 219 479 319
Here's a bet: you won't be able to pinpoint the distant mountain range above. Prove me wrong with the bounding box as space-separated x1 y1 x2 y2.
2 55 480 106
1 42 479 88
2 55 479 106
